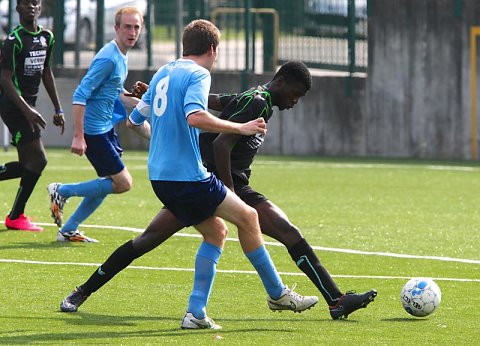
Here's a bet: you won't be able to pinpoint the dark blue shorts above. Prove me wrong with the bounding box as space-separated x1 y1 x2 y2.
151 174 228 227
85 129 124 177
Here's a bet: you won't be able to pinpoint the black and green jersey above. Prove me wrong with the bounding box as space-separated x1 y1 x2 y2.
0 24 54 110
200 85 273 178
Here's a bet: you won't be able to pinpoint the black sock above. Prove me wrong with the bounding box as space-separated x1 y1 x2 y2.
81 240 142 295
9 169 40 220
0 162 24 181
288 238 343 306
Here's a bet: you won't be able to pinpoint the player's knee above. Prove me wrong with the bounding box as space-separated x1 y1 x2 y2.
114 176 132 193
218 224 228 240
23 156 47 174
237 206 259 231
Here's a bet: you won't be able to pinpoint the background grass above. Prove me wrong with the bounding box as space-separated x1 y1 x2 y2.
0 149 479 345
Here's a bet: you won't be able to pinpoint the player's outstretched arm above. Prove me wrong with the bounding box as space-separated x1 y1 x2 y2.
188 110 266 136
124 81 149 99
208 94 223 111
126 118 151 139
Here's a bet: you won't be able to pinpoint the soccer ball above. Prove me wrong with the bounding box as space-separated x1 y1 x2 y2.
400 278 441 317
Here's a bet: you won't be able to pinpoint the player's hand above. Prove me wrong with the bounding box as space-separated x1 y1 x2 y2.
53 112 66 135
24 108 47 132
239 117 267 136
124 81 149 98
71 136 87 156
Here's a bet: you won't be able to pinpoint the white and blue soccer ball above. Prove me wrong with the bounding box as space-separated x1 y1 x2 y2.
401 278 441 317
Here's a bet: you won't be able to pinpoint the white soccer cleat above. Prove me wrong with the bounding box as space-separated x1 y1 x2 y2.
57 230 99 243
181 312 222 330
267 284 318 313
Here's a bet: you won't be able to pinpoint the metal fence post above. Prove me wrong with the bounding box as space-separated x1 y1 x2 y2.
96 0 105 52
242 0 252 91
53 0 64 66
146 0 152 68
176 0 183 60
346 0 356 96
262 12 274 71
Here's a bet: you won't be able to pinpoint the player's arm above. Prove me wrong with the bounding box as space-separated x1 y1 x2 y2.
119 91 140 109
212 96 265 190
42 65 65 134
70 58 113 155
212 133 241 191
126 117 151 139
127 98 151 140
187 110 266 136
70 104 87 156
124 81 148 98
208 93 237 112
0 68 46 131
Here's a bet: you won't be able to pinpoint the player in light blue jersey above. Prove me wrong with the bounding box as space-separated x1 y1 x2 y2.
46 7 143 242
58 19 318 329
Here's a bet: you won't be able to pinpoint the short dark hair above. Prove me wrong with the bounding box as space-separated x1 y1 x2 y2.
182 19 220 56
273 61 312 91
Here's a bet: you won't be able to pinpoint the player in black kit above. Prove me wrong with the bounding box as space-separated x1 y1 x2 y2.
0 0 65 231
60 61 376 320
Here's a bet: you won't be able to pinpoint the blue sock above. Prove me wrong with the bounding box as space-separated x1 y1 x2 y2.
59 178 113 198
60 195 106 233
245 245 284 300
187 242 223 319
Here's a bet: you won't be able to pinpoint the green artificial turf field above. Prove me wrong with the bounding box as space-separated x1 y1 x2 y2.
0 149 478 345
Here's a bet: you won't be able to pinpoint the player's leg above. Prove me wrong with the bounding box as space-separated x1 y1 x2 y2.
255 199 376 319
56 168 131 242
60 208 184 312
2 111 45 231
49 130 121 240
182 216 226 327
215 190 318 312
108 166 132 193
0 114 24 182
6 138 46 231
0 162 24 181
254 199 343 306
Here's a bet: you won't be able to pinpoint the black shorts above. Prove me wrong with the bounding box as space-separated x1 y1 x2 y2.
151 174 227 227
0 110 41 146
231 172 268 207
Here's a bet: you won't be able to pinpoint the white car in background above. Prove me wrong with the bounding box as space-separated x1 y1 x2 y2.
0 0 147 49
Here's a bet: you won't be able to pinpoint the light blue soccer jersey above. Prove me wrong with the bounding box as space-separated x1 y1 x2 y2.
73 40 128 135
129 59 211 181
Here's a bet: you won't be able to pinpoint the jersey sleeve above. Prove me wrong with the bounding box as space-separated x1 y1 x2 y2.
72 58 115 105
44 30 55 67
184 69 211 117
0 35 18 72
128 86 152 125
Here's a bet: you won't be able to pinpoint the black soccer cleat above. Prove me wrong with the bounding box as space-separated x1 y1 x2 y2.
60 286 90 312
329 289 377 320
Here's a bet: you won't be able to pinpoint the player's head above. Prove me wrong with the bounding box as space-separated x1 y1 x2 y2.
17 0 42 24
269 61 312 111
182 19 220 70
114 7 143 53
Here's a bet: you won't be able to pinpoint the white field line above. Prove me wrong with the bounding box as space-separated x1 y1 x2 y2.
0 221 480 264
0 258 478 283
26 222 480 266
